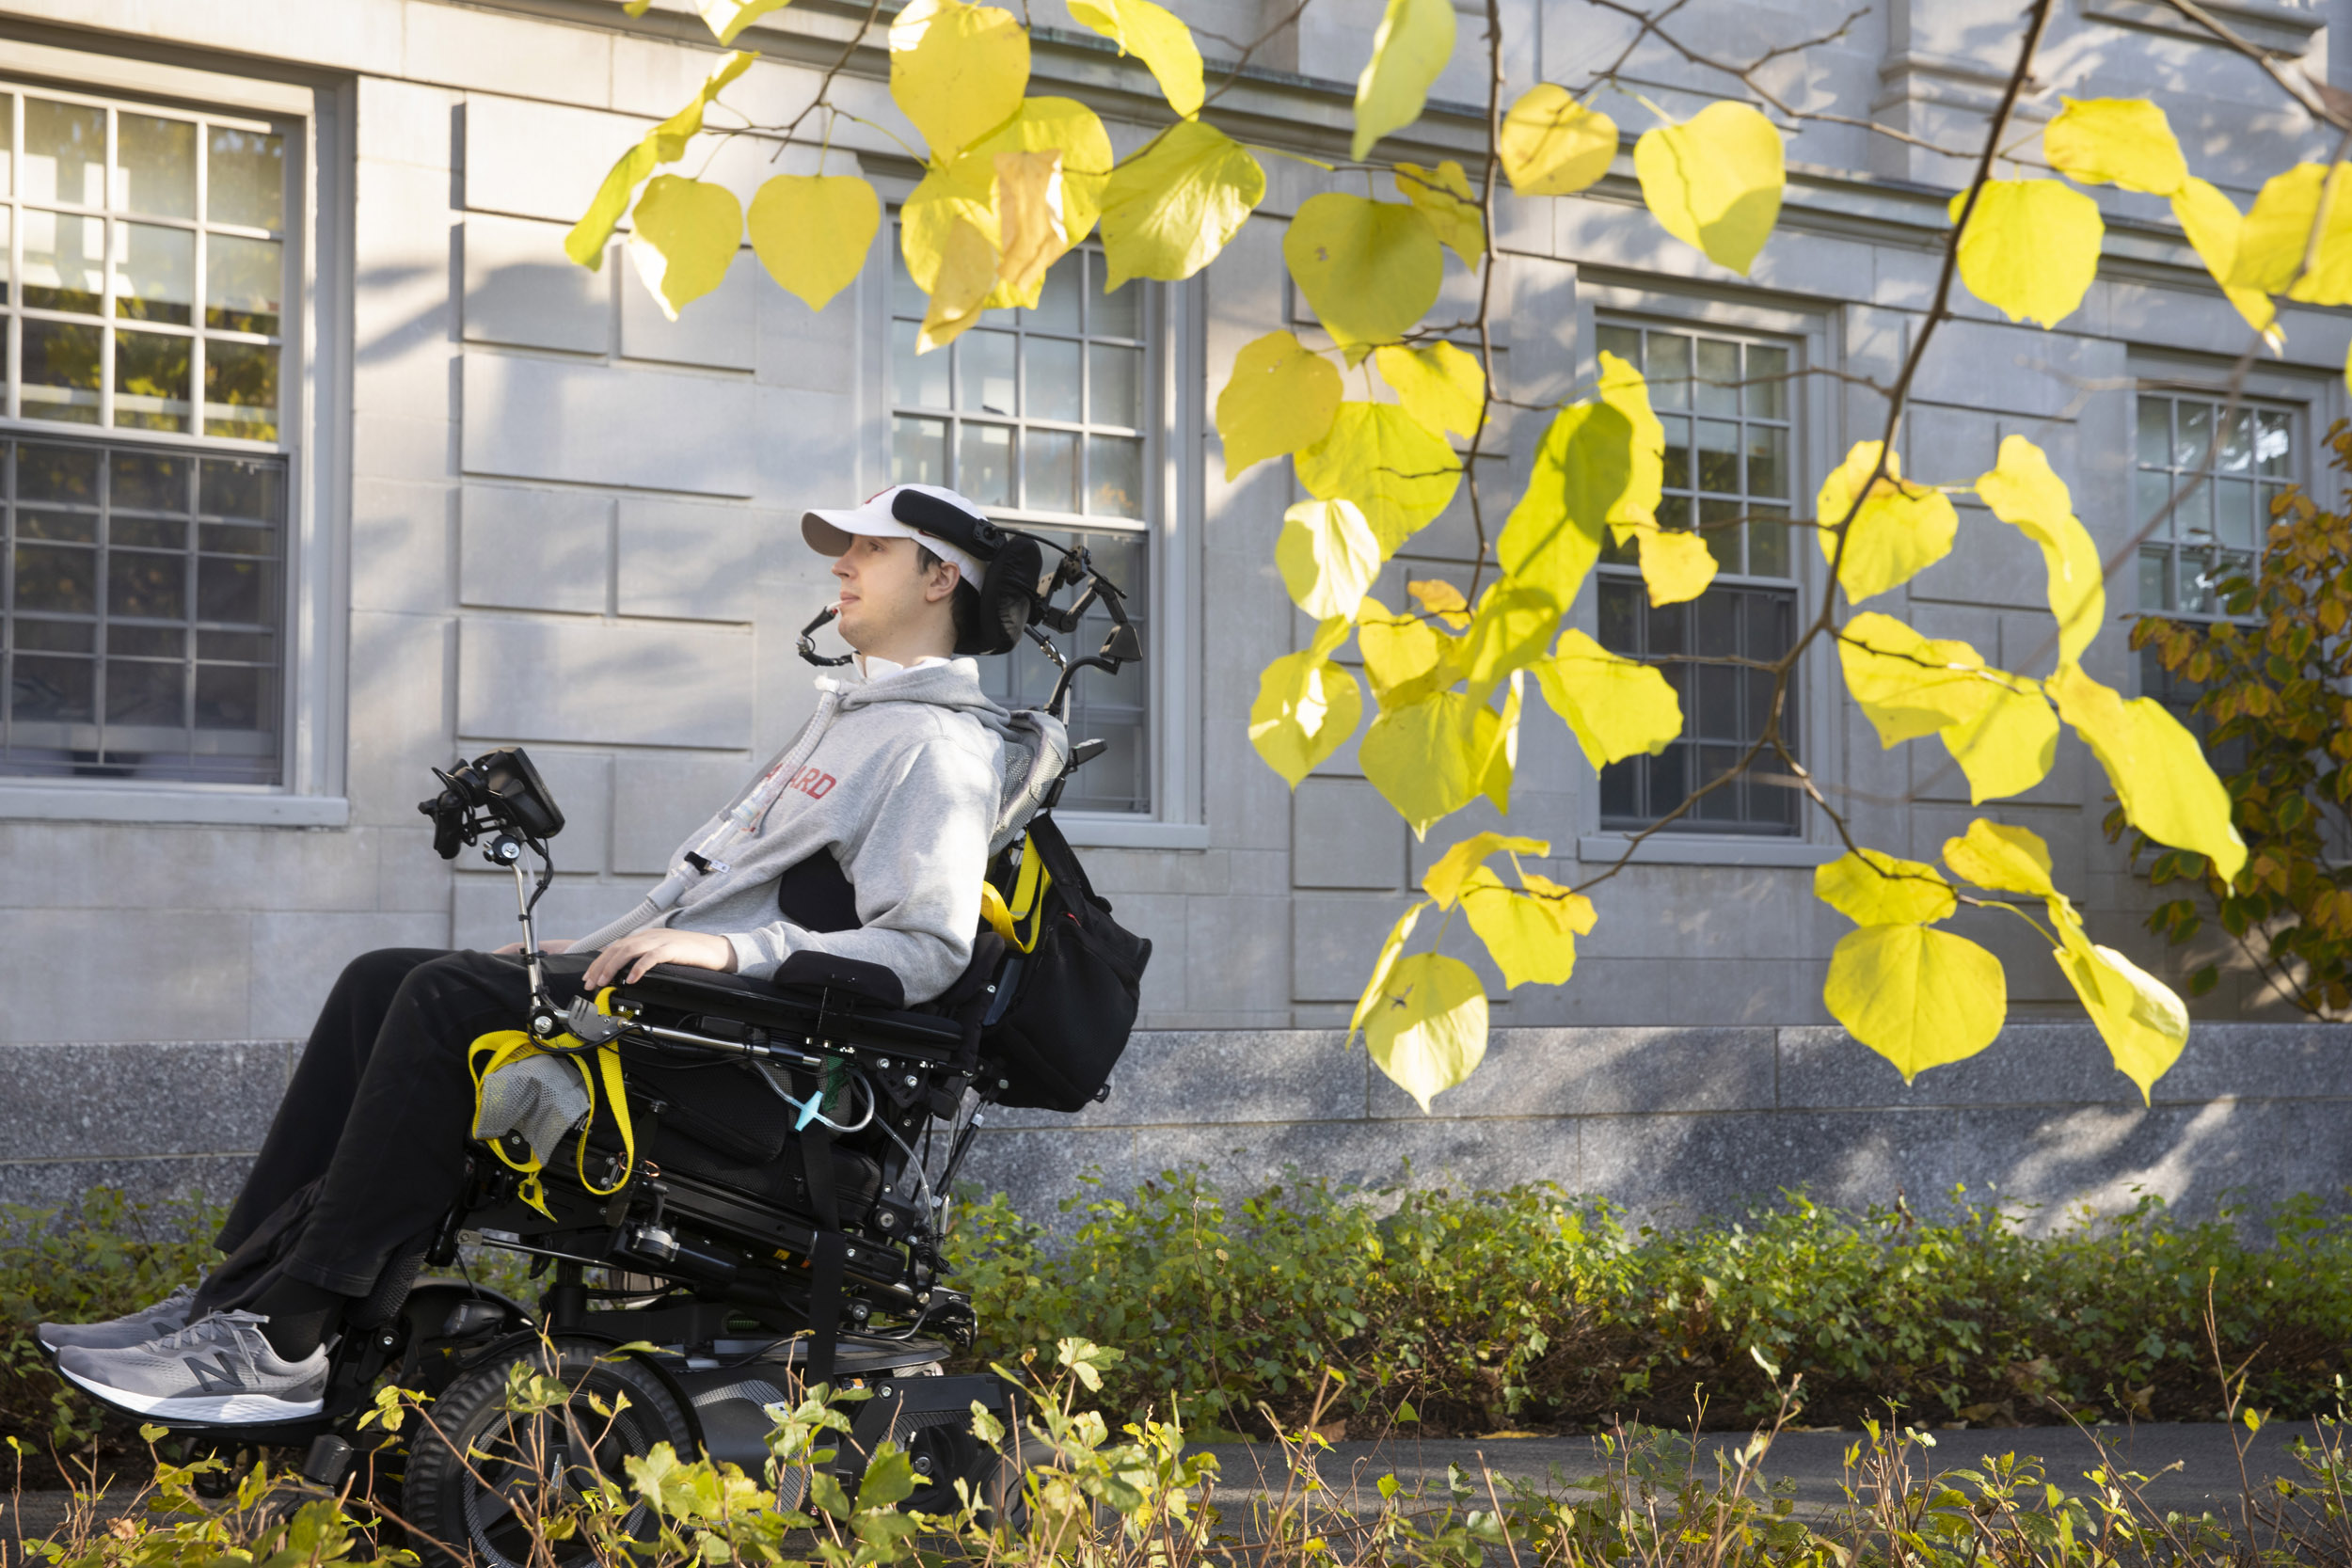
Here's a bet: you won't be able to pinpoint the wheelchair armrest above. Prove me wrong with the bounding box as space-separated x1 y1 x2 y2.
773 950 906 1010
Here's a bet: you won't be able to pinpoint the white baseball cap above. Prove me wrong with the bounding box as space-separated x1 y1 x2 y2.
803 483 992 583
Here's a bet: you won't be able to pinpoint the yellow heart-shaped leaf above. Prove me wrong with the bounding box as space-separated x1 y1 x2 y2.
2042 97 2187 197
1815 441 1958 603
747 174 880 312
2170 177 2281 344
1824 924 2008 1084
2228 162 2352 304
1285 194 1444 351
1497 400 1629 607
1374 341 1485 438
1356 594 1459 708
1460 868 1593 989
1421 832 1550 908
915 215 998 352
1098 119 1265 286
1349 900 1427 1037
1633 101 1785 275
1363 952 1487 1111
1836 610 1996 747
1948 180 2103 328
1500 85 1616 198
1635 526 1716 607
1067 0 1203 119
1277 499 1381 621
628 174 742 320
889 0 1030 166
1216 331 1342 480
1937 680 2058 804
1350 0 1456 163
1596 350 1663 532
567 52 755 268
993 149 1070 305
1361 689 1483 836
2047 661 2248 883
1815 847 1956 927
1532 626 1682 770
1248 615 1362 787
1972 435 2106 667
2053 924 2188 1102
1941 817 2057 897
1295 403 1461 552
1394 161 1484 268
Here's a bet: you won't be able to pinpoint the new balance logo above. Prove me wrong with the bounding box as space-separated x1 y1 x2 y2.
184 1353 246 1393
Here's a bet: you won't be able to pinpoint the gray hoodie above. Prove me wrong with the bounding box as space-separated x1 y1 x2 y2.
574 657 1065 1004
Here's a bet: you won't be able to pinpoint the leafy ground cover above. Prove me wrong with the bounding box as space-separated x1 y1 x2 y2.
9 1173 2350 1489
947 1169 2352 1439
10 1336 2352 1568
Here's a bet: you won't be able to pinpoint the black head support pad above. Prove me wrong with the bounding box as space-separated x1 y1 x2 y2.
894 489 1042 657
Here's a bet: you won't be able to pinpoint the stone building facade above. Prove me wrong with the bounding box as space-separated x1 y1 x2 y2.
0 0 2344 1226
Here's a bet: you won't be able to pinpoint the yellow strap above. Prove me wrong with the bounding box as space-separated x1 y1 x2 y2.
469 1030 556 1218
978 882 1017 943
469 1009 638 1212
1006 834 1052 954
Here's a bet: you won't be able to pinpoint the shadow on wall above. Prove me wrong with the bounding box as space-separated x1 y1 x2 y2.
962 1022 2352 1238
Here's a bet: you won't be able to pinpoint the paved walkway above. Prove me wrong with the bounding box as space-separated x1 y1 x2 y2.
1201 1422 2328 1520
4 1424 2330 1549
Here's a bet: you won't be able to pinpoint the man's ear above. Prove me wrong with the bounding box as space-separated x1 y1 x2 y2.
925 561 962 604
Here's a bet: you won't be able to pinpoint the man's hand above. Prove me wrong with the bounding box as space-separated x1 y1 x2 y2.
494 938 574 956
582 928 738 989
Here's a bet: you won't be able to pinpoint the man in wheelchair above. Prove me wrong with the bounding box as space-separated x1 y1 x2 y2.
39 483 1097 1429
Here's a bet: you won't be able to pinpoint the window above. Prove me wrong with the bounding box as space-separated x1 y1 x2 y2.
2134 393 2291 618
889 238 1153 815
2133 391 2291 769
1591 321 1802 834
2 437 285 781
0 84 294 786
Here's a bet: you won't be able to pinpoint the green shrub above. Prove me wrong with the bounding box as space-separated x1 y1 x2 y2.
947 1168 2352 1436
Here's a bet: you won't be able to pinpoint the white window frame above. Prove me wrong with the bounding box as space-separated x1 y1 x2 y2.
858 179 1203 849
1570 283 1839 869
0 39 348 826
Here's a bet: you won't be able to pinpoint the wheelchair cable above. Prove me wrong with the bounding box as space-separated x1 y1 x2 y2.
752 1060 878 1135
869 1108 940 1227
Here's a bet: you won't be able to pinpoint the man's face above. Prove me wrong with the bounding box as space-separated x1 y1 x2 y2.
831 533 958 651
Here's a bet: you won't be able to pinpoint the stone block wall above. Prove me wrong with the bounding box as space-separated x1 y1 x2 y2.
9 1023 2343 1243
963 1022 2352 1235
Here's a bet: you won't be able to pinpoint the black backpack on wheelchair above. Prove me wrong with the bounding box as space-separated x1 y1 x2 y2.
112 541 1152 1566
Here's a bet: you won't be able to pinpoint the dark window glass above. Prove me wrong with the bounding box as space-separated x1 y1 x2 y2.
1596 576 1801 834
2 434 285 781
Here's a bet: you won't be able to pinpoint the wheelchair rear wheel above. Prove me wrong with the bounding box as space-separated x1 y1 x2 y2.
400 1336 692 1568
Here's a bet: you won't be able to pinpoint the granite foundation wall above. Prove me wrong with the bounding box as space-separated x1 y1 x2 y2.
4 1024 2345 1234
961 1022 2352 1234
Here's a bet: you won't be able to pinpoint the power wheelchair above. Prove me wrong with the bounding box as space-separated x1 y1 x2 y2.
98 542 1148 1567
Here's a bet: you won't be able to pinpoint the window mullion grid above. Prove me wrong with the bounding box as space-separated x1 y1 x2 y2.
98 104 114 432
193 112 209 443
0 442 9 756
177 450 194 743
7 92 18 426
90 439 108 758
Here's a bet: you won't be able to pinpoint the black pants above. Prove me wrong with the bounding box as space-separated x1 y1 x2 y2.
216 948 595 1297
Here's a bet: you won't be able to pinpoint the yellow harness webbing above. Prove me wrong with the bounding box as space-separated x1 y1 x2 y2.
1005 834 1053 954
469 987 636 1220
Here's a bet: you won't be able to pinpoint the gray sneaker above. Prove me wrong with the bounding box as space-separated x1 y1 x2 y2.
56 1310 328 1423
39 1283 201 1353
